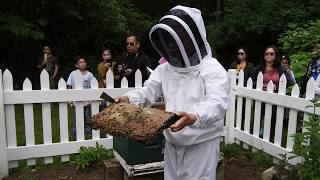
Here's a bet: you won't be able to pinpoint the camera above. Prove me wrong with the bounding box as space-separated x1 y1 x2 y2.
120 63 128 74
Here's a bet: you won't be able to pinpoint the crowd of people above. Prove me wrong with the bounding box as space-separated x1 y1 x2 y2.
36 42 320 98
35 40 320 139
36 34 154 137
228 44 320 96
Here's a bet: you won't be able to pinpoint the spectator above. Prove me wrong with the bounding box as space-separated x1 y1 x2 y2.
36 45 59 89
97 48 116 88
302 43 320 96
228 47 254 86
252 45 295 91
114 35 152 87
280 54 296 85
67 56 94 137
228 47 254 131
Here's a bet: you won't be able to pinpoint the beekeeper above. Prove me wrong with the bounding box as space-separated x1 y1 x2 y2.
116 5 230 180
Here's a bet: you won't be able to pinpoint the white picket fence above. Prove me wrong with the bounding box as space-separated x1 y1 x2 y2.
225 69 318 164
0 69 143 178
0 68 318 178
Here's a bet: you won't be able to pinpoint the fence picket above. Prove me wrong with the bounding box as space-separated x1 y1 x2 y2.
286 85 299 150
243 78 253 149
244 78 253 133
58 79 69 162
91 78 100 139
253 72 263 139
23 79 36 166
106 69 114 88
274 75 286 146
235 70 244 145
74 71 85 141
40 70 53 164
121 77 129 88
263 81 274 142
225 69 237 144
0 70 9 178
303 78 315 147
3 70 18 168
135 69 142 87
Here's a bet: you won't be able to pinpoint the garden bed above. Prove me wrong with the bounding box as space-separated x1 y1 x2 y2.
3 151 268 180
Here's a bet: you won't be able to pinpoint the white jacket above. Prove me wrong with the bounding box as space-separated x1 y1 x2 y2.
125 56 229 146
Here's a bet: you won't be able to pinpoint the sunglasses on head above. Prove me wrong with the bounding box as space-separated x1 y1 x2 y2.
126 42 135 47
237 52 245 56
265 52 275 56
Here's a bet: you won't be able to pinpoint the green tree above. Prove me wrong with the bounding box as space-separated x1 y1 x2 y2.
206 0 320 66
278 20 320 84
0 0 154 88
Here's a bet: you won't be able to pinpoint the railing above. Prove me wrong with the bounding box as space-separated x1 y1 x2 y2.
1 68 318 178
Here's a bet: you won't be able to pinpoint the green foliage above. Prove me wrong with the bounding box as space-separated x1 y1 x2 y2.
206 0 320 67
220 143 242 158
280 99 320 179
248 150 273 168
278 21 320 54
278 20 320 84
221 143 273 169
0 0 155 88
71 143 109 171
275 154 299 180
207 0 314 48
0 15 44 40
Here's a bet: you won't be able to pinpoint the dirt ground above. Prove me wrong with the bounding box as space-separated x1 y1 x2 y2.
224 155 266 180
3 155 266 180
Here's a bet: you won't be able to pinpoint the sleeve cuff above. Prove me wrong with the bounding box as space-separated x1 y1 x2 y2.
190 113 201 128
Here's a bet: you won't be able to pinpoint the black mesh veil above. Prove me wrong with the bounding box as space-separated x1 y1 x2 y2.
150 18 201 68
150 28 186 67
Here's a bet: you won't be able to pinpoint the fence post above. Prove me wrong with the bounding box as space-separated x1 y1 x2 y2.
0 70 9 178
225 69 236 144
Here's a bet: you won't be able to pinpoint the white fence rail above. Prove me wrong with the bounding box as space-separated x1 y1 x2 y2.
0 68 318 178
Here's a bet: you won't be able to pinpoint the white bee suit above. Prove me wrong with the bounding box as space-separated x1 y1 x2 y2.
125 5 230 180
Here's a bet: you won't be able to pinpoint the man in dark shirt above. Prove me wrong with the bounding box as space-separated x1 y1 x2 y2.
115 35 152 87
36 45 59 89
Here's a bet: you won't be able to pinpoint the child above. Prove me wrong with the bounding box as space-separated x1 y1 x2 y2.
67 56 94 137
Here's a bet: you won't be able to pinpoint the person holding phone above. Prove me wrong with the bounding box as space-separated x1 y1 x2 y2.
36 45 59 89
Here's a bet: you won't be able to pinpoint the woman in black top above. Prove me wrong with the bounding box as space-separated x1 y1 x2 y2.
229 47 254 86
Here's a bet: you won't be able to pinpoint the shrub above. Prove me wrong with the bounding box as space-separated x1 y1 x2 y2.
280 99 320 179
71 142 109 171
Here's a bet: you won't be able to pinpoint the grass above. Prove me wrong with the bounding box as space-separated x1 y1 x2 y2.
14 103 72 146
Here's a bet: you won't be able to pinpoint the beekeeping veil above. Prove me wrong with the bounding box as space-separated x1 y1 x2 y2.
149 5 212 68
